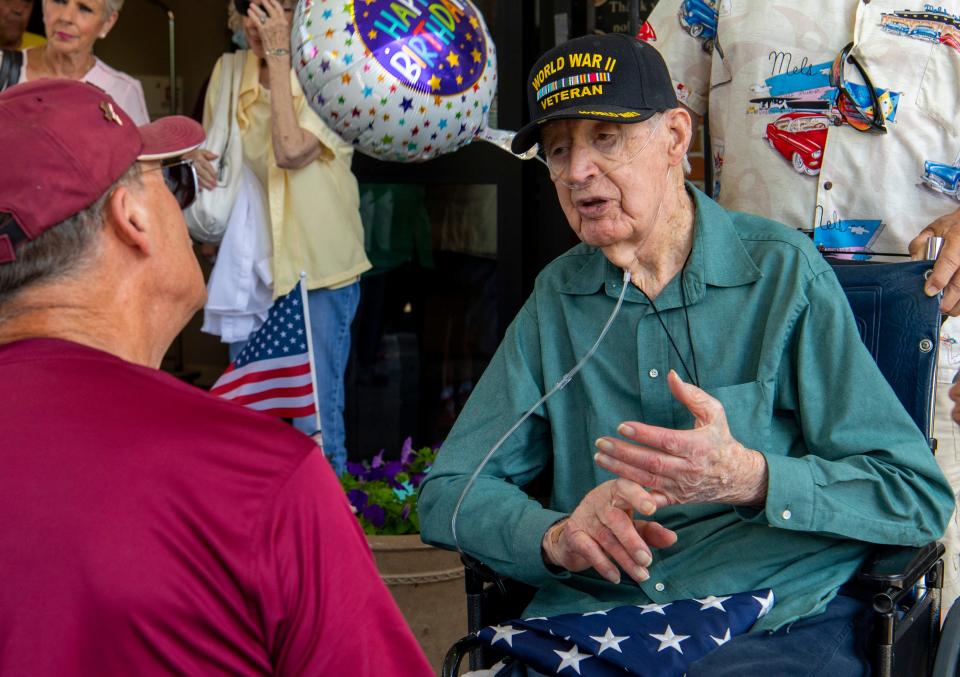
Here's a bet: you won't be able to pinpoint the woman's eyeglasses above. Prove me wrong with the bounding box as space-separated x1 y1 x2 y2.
142 159 198 211
830 42 888 134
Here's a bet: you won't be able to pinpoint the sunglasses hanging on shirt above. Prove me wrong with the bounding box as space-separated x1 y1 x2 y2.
829 42 888 134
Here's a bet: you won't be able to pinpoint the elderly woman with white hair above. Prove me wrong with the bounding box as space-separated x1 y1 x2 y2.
0 0 148 123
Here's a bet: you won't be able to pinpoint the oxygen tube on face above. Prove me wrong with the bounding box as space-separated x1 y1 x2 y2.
450 269 633 554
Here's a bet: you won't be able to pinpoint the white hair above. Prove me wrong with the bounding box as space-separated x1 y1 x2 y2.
104 0 123 15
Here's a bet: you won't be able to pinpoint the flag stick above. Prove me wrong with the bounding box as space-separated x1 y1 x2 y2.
298 272 323 441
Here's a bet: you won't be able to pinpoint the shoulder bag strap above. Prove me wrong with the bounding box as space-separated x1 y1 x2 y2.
0 49 24 92
216 51 242 182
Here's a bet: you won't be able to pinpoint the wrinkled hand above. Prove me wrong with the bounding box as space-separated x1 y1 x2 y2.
594 371 768 508
186 149 219 191
909 206 960 315
541 479 677 585
248 0 292 55
950 376 960 425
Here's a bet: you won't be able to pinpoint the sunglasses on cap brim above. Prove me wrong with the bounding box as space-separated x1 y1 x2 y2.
141 158 198 211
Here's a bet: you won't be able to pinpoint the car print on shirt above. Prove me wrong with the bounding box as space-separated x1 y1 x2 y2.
746 50 901 177
764 112 828 175
678 0 719 53
748 57 900 124
814 214 887 257
637 20 657 42
880 4 960 48
941 32 960 52
922 160 960 200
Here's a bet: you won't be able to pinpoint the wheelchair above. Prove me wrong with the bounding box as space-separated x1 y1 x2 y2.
442 251 960 677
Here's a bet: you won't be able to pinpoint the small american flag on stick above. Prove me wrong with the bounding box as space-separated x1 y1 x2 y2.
210 279 320 424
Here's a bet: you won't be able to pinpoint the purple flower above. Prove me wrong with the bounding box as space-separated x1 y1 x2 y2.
346 462 368 479
401 503 412 520
371 450 385 469
383 460 404 486
400 437 415 465
410 472 427 488
346 489 368 512
366 466 387 481
363 504 386 528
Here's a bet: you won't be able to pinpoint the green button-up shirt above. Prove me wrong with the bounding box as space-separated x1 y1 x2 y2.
418 186 954 631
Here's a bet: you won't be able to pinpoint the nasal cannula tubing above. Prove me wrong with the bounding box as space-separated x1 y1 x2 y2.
450 268 633 554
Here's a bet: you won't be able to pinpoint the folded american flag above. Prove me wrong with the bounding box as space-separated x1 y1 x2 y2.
479 589 774 676
210 280 319 420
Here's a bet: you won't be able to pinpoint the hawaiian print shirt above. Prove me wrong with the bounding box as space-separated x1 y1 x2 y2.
644 0 960 387
643 0 960 259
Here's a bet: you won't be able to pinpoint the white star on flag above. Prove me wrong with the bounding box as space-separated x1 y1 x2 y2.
711 628 732 646
582 610 609 617
696 595 732 611
639 602 672 615
490 624 525 647
753 590 775 618
650 624 690 654
590 627 629 654
554 644 590 674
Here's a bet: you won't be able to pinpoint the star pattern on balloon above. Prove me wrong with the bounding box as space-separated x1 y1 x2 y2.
293 0 497 161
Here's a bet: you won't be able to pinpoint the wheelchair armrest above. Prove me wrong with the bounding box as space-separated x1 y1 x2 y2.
462 553 508 595
857 542 944 590
442 633 484 677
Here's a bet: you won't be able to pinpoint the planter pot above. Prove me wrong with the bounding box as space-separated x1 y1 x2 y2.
368 534 466 674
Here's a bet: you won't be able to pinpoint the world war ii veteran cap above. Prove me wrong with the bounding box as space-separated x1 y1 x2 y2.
0 79 204 264
511 32 679 155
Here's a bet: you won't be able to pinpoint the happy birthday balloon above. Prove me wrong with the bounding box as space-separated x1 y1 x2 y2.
292 0 498 162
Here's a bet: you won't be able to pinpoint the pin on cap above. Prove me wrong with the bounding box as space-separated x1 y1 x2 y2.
0 79 205 264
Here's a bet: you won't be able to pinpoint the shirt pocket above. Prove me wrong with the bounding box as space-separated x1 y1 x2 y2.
916 41 960 138
703 380 772 454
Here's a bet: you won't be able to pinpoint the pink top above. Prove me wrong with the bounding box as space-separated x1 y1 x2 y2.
20 49 149 124
0 338 433 676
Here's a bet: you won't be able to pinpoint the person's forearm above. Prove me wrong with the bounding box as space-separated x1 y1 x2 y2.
265 55 327 169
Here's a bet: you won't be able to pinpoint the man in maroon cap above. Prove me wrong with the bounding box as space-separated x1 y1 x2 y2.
0 80 433 676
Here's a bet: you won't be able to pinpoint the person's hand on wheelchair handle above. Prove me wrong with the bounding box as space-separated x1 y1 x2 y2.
594 370 769 509
909 206 960 316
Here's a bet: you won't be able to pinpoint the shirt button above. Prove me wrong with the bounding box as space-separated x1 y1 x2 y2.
782 509 792 520
649 369 659 379
655 582 666 592
823 181 833 190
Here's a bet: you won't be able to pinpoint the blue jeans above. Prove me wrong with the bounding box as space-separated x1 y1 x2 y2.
230 282 359 476
686 592 872 676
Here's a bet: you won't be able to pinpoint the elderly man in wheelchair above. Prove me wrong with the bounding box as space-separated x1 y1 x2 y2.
418 34 955 677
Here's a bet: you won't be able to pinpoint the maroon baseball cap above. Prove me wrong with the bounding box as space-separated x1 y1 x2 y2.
0 79 205 264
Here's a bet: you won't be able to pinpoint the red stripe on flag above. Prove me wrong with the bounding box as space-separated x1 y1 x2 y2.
222 383 315 407
257 405 318 418
210 362 312 396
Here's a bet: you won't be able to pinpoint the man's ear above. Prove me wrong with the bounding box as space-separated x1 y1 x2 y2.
664 107 693 166
104 185 151 256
